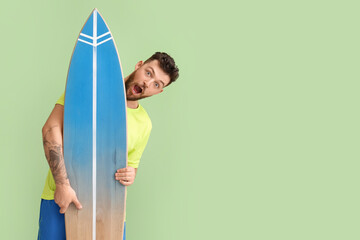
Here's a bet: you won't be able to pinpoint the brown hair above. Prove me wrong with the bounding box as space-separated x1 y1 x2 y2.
144 52 179 86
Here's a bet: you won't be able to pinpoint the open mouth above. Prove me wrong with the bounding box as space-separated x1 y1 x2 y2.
132 85 143 95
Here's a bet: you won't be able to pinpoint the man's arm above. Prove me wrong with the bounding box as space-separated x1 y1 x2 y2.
42 104 82 213
42 104 67 184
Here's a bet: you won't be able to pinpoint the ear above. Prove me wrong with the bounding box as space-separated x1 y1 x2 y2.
135 61 143 70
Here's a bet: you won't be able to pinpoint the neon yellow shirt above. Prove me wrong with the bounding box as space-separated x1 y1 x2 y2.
41 93 152 199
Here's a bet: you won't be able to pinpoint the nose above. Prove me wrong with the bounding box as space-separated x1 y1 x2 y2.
144 79 154 87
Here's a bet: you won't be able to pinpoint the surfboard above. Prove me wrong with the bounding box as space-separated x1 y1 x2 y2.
63 9 127 240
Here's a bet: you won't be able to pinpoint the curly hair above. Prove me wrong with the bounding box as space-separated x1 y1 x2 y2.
144 52 179 87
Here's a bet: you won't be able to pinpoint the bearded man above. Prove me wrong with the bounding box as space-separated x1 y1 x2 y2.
38 52 179 240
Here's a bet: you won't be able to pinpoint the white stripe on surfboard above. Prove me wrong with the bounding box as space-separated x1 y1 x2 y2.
80 31 110 41
78 36 113 47
78 38 94 46
97 37 113 46
92 10 97 240
97 31 110 39
80 33 94 40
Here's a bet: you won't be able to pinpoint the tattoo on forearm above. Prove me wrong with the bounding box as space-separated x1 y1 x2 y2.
43 126 68 184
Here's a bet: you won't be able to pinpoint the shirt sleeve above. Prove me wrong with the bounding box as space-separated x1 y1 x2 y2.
127 122 152 168
56 92 65 105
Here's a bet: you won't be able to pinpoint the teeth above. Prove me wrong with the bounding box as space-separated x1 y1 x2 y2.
133 85 142 94
132 86 137 94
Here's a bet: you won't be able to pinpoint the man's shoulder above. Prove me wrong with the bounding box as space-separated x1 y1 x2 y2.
137 104 152 128
127 104 152 128
138 104 151 119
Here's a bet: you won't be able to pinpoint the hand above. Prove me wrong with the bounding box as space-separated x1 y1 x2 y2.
115 166 136 186
54 182 83 214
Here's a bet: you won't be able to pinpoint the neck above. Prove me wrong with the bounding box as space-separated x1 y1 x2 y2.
127 100 139 109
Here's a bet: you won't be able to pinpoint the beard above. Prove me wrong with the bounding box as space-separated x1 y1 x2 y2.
125 70 148 101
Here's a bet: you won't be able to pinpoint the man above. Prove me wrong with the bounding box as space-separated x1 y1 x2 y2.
38 52 179 239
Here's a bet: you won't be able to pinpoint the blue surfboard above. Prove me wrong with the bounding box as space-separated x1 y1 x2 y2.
63 9 127 240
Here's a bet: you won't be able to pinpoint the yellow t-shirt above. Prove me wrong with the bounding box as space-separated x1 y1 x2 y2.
41 93 152 199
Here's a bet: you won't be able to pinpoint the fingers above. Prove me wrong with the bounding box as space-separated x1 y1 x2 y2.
59 203 69 214
115 171 134 178
116 167 134 173
115 176 133 181
116 168 127 173
54 184 83 214
55 198 69 214
56 197 82 214
115 168 135 180
115 174 134 183
115 167 135 186
73 197 83 210
115 172 133 177
119 179 133 186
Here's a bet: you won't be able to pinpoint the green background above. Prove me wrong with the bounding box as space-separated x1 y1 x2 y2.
1 0 359 239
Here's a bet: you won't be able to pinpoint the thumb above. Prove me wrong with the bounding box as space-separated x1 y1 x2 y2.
73 196 83 210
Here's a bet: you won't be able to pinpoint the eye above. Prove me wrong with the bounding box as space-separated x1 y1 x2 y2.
146 71 151 77
154 82 160 88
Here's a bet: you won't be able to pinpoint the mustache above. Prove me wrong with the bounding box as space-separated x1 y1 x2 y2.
125 71 146 90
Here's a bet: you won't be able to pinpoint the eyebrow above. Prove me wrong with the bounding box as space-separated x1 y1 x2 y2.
149 66 165 87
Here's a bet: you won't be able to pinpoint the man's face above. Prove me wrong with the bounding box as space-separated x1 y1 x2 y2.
125 60 171 101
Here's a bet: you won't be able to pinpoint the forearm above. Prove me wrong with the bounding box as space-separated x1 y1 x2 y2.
42 125 69 185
